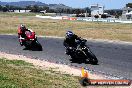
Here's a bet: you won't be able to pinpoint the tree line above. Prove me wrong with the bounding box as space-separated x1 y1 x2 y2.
0 5 91 15
0 4 126 18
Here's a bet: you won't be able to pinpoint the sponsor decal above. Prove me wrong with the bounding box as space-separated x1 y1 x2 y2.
80 67 131 86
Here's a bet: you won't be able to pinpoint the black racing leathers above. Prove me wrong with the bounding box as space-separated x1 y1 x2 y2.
63 34 81 55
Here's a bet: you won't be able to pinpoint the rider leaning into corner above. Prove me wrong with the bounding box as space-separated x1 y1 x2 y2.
63 31 82 55
18 24 33 46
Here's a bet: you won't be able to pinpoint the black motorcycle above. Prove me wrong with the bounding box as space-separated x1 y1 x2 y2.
65 39 98 64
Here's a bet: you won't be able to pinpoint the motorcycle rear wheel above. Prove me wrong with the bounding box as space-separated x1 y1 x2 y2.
32 41 43 51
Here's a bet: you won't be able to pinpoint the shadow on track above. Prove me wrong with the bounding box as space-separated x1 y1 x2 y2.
23 46 43 51
70 58 99 65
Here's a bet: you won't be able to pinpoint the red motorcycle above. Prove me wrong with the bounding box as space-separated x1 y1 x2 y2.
18 30 43 51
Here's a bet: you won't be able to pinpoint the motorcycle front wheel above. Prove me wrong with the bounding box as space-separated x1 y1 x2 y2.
86 49 98 65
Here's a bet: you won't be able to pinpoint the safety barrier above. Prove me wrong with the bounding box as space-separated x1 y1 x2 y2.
62 16 77 20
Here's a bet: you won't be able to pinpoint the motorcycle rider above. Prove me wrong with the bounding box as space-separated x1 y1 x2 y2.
18 24 32 46
63 31 82 55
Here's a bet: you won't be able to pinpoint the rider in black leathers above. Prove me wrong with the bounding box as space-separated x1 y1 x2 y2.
63 31 82 55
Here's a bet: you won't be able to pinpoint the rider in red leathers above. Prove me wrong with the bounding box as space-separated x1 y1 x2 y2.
18 24 31 46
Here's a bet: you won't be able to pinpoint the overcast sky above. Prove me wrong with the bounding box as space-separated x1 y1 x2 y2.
0 0 132 9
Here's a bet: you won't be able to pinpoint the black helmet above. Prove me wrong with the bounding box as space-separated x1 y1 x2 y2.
66 31 74 38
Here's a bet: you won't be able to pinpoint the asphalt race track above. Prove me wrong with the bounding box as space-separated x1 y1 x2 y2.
0 35 132 79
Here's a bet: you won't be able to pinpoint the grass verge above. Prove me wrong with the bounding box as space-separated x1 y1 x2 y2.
0 58 81 88
0 57 130 88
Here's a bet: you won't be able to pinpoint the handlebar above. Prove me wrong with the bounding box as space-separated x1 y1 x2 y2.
76 39 87 44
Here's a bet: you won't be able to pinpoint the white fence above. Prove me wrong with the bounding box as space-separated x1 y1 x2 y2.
36 15 62 19
77 17 132 23
36 15 132 23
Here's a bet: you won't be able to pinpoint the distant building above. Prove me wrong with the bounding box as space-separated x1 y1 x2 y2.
90 4 104 17
122 5 132 19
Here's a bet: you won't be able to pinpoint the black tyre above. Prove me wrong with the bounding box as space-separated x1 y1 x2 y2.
24 45 31 50
89 52 98 64
86 49 98 65
23 42 31 50
32 41 43 51
39 45 43 51
36 41 43 51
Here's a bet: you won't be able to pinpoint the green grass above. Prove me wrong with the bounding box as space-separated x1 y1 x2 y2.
0 12 132 42
0 12 38 17
0 12 54 17
0 58 128 88
0 58 127 88
0 58 81 88
0 58 34 66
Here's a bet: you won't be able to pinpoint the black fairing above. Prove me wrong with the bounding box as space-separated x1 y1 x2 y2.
68 39 98 64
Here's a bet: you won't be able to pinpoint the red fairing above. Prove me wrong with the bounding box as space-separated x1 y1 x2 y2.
25 31 35 40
